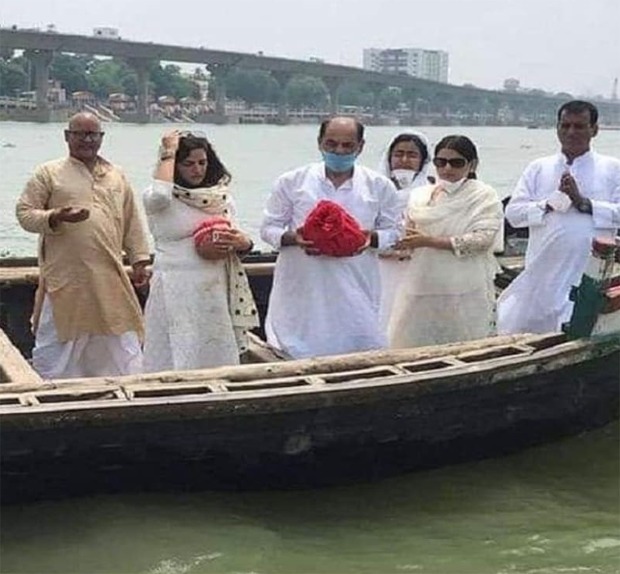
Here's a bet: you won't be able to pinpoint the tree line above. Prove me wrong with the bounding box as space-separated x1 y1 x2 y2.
0 53 405 110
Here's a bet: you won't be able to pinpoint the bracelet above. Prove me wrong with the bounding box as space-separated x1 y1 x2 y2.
158 144 177 161
237 239 254 254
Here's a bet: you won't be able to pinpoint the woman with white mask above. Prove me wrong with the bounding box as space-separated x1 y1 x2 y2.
387 135 503 348
378 131 434 208
377 131 433 333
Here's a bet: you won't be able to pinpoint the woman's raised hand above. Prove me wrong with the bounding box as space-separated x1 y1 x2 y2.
160 130 182 155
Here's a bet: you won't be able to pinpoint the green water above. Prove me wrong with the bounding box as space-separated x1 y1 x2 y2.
1 422 618 574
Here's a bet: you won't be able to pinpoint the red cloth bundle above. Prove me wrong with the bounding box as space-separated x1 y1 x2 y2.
193 216 231 248
300 200 367 256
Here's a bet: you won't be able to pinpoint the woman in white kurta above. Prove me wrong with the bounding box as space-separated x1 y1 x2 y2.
376 131 433 332
142 130 257 372
388 135 503 348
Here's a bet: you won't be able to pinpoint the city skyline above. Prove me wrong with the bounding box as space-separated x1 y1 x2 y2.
2 0 618 98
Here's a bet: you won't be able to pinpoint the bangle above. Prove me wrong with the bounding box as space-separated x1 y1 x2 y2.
159 151 176 162
237 239 254 254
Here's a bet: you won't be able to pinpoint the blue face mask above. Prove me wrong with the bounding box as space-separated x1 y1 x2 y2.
322 151 357 173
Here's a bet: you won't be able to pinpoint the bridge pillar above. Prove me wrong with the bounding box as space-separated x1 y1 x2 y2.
435 93 455 125
125 59 152 123
272 71 292 125
485 97 504 125
206 64 231 123
24 50 53 122
323 77 343 116
512 99 534 126
414 97 431 124
402 89 420 125
369 83 383 124
215 82 227 118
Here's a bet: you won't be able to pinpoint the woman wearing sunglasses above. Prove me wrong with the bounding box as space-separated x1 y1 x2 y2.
142 130 258 372
387 135 503 348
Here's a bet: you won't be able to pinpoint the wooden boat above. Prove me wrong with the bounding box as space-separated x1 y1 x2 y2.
0 250 618 504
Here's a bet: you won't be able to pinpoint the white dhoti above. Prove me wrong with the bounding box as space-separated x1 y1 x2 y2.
32 296 143 380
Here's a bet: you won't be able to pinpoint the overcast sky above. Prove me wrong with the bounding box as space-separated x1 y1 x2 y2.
2 0 618 97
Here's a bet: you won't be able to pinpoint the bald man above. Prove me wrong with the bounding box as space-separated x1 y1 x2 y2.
16 112 150 379
260 116 401 358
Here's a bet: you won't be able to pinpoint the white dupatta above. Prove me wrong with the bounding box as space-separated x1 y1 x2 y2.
388 179 502 347
173 182 259 352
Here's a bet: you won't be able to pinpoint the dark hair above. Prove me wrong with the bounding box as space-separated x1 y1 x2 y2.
174 135 231 187
388 133 429 167
434 135 479 179
557 100 598 126
318 117 365 142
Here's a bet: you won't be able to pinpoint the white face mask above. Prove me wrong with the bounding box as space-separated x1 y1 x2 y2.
437 177 467 194
390 169 417 189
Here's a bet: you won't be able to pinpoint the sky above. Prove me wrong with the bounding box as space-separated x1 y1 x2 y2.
2 0 618 98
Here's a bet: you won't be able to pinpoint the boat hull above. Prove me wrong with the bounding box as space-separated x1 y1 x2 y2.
2 335 618 503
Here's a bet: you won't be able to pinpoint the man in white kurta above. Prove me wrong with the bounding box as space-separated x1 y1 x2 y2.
260 117 401 359
497 101 620 334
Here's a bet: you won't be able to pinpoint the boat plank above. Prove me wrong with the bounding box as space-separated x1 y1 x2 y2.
0 333 565 394
0 333 543 393
1 335 615 420
1 339 616 426
0 329 41 385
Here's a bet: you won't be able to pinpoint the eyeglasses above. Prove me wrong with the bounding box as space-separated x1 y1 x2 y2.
66 130 105 140
433 157 468 168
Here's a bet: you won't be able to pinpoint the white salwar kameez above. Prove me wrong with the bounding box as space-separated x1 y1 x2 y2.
388 180 503 348
142 180 250 372
497 151 620 334
260 163 401 359
376 131 433 333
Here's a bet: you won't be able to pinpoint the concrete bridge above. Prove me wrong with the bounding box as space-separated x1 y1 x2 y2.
1 27 619 125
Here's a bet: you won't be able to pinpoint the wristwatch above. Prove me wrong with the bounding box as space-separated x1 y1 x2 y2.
576 199 591 214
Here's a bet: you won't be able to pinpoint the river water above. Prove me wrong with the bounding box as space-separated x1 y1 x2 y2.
0 122 619 574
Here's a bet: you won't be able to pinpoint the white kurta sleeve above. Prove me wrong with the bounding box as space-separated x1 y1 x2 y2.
374 179 402 250
450 229 498 258
143 179 174 214
260 178 293 249
591 174 620 229
505 167 549 229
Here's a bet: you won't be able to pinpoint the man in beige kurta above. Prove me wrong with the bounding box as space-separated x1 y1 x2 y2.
16 112 150 379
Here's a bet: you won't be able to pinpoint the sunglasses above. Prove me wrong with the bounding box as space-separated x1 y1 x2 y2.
432 157 468 168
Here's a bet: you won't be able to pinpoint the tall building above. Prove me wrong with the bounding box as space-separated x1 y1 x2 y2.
363 48 449 83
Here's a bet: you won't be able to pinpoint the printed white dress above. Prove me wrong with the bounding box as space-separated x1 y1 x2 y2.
142 180 258 372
